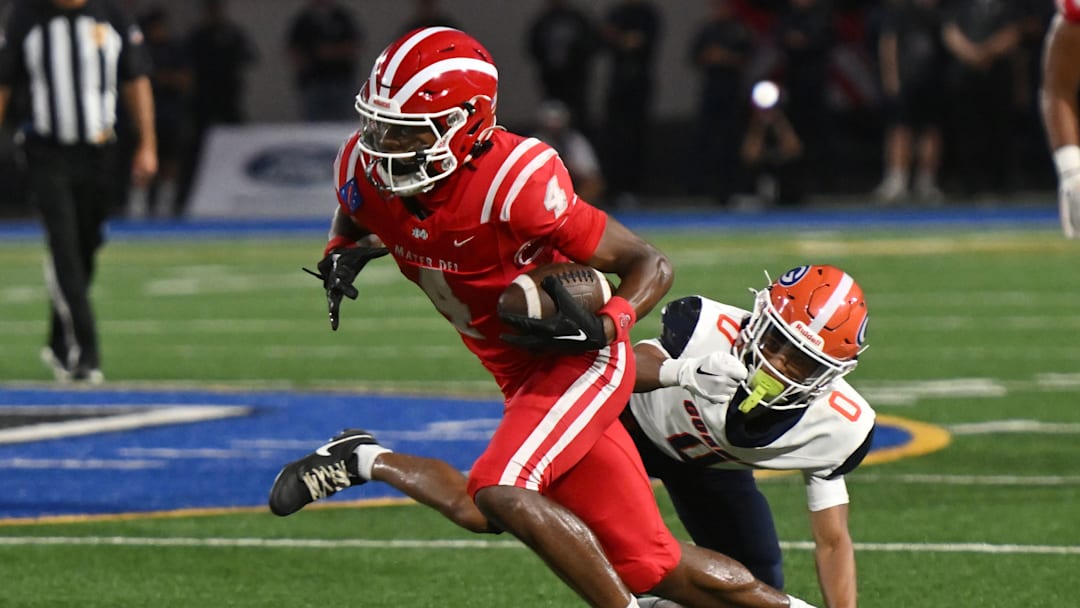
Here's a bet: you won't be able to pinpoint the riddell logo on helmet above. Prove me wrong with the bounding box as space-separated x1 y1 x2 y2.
369 97 392 109
791 321 825 349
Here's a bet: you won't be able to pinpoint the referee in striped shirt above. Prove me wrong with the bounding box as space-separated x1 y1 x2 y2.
0 0 157 383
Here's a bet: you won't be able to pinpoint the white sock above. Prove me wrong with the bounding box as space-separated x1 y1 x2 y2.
353 444 391 480
786 595 817 608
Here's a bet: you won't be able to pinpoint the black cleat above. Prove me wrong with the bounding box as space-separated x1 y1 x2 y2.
268 428 379 516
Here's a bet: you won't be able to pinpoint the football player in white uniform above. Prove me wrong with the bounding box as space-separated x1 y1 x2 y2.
627 265 873 608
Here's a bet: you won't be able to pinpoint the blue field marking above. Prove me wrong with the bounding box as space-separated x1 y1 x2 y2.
0 388 932 521
0 204 1058 242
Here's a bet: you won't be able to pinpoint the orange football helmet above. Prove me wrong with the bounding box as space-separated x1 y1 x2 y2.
737 265 868 410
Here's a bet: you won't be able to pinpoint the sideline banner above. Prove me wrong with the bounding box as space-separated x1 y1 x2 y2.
187 122 354 219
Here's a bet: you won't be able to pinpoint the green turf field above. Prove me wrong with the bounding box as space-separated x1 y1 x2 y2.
2 224 1079 607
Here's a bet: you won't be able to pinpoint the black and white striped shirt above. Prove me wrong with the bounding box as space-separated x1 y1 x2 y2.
0 0 149 145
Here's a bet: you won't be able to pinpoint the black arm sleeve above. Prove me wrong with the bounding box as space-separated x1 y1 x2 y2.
107 0 150 81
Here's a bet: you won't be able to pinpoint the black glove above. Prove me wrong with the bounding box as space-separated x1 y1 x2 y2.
303 246 390 330
500 276 608 353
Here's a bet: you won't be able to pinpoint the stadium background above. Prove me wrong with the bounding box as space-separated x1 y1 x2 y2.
1 2 1078 606
0 0 1061 216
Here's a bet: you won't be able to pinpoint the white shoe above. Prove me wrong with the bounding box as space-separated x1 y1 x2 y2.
914 177 945 205
71 367 105 385
873 175 908 204
39 347 71 382
1060 173 1080 239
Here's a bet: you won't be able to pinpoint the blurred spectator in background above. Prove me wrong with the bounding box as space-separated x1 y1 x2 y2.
526 0 597 129
0 0 157 383
400 0 460 34
873 0 946 205
286 0 362 122
739 81 805 208
601 0 661 209
1012 1 1058 190
942 0 1021 198
139 6 192 218
179 0 258 213
1040 1 1080 239
775 0 832 194
688 0 753 205
531 99 605 203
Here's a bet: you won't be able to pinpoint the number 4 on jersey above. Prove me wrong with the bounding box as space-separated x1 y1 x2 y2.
543 175 568 218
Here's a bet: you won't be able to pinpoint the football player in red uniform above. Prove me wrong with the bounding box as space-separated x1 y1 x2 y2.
1042 0 1080 238
268 27 813 608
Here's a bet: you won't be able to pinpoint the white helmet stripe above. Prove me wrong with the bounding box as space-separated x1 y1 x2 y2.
808 272 854 334
375 26 456 98
392 58 499 105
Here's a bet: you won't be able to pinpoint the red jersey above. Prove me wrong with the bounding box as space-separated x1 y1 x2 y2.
333 129 608 389
1061 0 1080 22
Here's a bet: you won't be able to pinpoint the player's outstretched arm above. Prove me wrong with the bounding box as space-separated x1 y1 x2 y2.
633 342 747 405
808 504 857 608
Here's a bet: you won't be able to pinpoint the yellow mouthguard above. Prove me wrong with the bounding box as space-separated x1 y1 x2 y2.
737 369 785 413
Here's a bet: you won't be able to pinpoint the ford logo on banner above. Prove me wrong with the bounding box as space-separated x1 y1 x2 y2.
245 144 337 186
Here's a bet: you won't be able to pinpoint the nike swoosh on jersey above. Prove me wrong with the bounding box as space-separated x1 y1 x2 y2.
314 434 371 457
453 236 476 247
553 330 588 341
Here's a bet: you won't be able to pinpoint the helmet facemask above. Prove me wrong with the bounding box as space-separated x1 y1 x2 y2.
354 95 469 197
736 288 859 412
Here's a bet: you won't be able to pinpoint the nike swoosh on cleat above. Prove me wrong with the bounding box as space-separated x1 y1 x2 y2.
553 330 588 341
453 236 476 247
314 434 369 457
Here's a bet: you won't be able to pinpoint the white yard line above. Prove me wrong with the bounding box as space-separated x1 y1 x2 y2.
0 536 1076 556
849 474 1080 486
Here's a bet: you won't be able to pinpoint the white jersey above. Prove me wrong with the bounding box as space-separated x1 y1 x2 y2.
629 296 876 511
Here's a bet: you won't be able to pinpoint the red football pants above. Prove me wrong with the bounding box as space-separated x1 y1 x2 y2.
467 341 681 592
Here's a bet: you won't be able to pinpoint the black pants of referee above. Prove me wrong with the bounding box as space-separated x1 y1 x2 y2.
25 138 116 374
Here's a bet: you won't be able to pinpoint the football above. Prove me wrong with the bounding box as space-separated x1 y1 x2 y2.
498 262 613 321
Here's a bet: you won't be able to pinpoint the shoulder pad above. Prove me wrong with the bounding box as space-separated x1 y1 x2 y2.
659 296 704 359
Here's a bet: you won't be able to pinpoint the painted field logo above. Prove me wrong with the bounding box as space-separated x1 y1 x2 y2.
0 389 945 523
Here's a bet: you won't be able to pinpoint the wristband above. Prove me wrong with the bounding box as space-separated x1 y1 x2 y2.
323 235 357 257
598 296 636 343
657 358 682 387
1054 145 1080 179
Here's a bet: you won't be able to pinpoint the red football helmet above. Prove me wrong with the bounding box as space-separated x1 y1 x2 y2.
737 265 868 410
354 27 499 196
